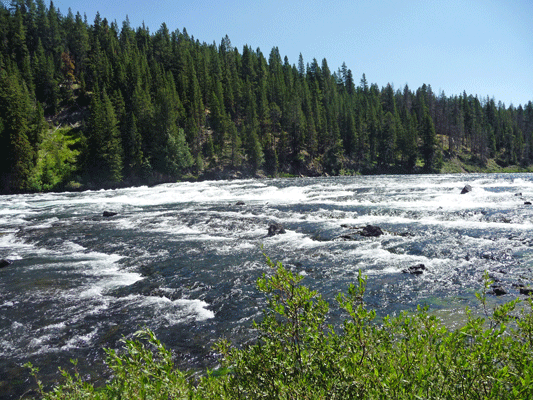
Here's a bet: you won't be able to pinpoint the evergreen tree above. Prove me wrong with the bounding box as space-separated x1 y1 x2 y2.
122 111 143 177
379 111 397 166
297 53 305 77
70 11 89 79
228 120 241 167
1 1 532 187
152 77 192 177
32 38 58 112
246 122 264 172
397 111 418 170
420 108 441 171
9 5 33 89
86 87 123 183
100 90 123 182
0 67 35 192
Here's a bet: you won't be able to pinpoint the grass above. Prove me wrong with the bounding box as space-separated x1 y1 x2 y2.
440 146 533 175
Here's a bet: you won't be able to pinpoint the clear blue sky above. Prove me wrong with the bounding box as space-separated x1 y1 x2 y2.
55 0 532 107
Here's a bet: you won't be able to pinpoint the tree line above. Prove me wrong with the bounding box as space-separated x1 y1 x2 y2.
1 0 532 193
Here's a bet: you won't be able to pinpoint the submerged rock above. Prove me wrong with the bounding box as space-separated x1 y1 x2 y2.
103 211 118 217
235 201 245 206
461 185 472 194
402 264 426 275
268 223 286 236
525 201 532 205
339 233 358 241
0 259 12 269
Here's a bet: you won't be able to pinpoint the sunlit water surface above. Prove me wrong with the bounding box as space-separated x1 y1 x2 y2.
2 174 533 398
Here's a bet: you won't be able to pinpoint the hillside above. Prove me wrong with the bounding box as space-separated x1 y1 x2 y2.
1 1 532 194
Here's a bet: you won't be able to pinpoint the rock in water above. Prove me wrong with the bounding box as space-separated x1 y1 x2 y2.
402 264 426 275
268 223 286 236
360 225 384 237
0 259 12 268
491 284 507 296
461 185 472 194
103 211 118 217
520 287 533 296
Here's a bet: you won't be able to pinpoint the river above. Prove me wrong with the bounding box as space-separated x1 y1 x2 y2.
1 173 533 398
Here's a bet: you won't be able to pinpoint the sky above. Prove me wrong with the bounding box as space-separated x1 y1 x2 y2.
52 0 532 107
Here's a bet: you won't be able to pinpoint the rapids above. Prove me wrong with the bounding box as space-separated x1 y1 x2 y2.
1 173 533 398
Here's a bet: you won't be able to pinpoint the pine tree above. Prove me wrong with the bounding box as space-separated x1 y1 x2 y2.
228 120 241 167
131 80 154 157
86 87 123 184
101 90 123 182
379 111 397 166
397 111 418 170
420 108 441 171
0 67 35 192
151 76 192 177
297 53 305 77
9 6 32 82
122 111 143 177
246 123 264 172
70 11 89 78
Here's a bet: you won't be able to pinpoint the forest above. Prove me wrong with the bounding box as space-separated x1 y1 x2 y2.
1 0 532 194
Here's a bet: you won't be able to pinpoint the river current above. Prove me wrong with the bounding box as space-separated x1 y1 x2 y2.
1 173 533 397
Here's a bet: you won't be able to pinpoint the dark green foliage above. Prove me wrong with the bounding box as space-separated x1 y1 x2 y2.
0 67 39 192
420 108 441 171
121 111 143 177
32 38 58 112
85 88 123 183
0 2 531 193
151 75 193 177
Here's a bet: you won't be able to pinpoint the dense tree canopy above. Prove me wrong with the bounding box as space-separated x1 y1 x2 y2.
0 1 532 193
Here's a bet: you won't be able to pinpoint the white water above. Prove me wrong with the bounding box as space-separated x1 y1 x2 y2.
1 173 533 398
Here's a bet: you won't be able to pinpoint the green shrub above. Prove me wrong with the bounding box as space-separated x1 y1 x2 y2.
31 127 81 191
29 256 533 399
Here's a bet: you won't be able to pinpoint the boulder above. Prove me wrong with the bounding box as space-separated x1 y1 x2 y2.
460 185 472 194
402 264 426 275
360 225 384 237
235 201 245 206
0 259 12 269
268 223 286 236
520 287 533 296
491 284 507 296
525 201 532 205
103 211 118 217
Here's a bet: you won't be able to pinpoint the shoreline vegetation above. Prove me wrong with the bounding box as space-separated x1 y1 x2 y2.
27 257 533 399
1 2 533 195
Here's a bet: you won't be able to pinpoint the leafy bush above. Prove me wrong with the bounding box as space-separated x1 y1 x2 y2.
29 257 533 399
30 127 81 191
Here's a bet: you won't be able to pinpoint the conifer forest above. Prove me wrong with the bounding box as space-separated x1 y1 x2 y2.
1 1 532 194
